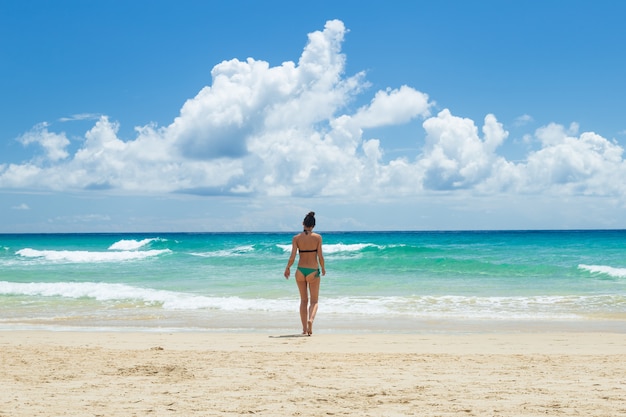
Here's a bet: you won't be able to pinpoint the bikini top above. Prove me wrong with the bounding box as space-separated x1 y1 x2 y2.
299 230 317 252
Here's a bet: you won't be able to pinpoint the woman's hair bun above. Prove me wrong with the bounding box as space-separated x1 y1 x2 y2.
303 211 316 228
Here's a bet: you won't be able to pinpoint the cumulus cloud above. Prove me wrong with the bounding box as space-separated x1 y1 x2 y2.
351 86 432 128
418 110 508 190
1 19 625 204
17 122 70 162
522 126 625 195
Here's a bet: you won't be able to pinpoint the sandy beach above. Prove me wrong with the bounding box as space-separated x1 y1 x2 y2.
1 331 625 416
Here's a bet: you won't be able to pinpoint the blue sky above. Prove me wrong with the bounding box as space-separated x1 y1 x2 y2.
1 0 626 232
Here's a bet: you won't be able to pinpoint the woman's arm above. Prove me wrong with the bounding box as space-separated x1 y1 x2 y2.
284 236 297 279
317 235 325 276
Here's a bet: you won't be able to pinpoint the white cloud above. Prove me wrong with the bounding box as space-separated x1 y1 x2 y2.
11 203 30 210
17 122 70 162
418 110 508 190
514 114 533 126
351 86 432 128
58 113 102 122
522 129 625 195
1 19 626 208
50 213 112 223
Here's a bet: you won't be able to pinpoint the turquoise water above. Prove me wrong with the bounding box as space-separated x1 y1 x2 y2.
1 230 625 333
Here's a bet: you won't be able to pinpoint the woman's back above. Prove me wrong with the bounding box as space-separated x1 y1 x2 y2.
295 232 322 267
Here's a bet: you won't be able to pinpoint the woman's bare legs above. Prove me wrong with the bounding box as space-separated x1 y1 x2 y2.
306 274 320 335
296 278 308 334
296 270 321 335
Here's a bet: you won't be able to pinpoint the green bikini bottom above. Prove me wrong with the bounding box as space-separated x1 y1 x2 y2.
297 267 320 278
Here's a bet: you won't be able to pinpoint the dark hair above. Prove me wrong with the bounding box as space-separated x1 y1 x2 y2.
303 211 316 228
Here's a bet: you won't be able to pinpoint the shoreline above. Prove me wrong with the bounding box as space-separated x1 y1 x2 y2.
2 329 626 354
2 330 625 416
1 315 625 335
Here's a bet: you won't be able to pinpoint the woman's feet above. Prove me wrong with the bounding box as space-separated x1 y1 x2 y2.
307 320 313 336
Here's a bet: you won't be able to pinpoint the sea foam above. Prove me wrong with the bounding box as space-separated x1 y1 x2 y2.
0 281 294 311
276 243 380 253
579 264 626 278
2 280 621 320
16 248 170 263
108 238 159 251
190 245 255 257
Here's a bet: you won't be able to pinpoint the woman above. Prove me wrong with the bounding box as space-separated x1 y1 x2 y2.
284 211 326 335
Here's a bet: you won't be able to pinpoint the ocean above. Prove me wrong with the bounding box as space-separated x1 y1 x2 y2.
1 230 625 333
